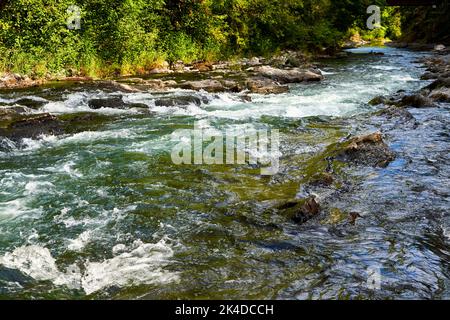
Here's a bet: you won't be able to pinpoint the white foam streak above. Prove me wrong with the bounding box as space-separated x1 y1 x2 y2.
0 238 179 294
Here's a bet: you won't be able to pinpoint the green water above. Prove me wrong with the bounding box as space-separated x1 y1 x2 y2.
1 47 449 299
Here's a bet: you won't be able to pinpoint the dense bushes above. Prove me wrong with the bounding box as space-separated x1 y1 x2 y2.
0 0 400 77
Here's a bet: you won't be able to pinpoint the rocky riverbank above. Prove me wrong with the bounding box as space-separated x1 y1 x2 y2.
269 48 450 227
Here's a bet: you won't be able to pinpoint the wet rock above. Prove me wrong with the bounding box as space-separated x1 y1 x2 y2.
369 91 406 106
423 77 450 91
334 132 396 168
246 77 289 94
276 196 320 225
58 112 118 134
88 96 148 110
140 79 167 91
179 79 226 93
221 80 243 92
420 72 440 80
348 212 362 225
3 97 48 110
429 87 450 102
256 66 323 83
88 97 126 110
309 172 334 187
239 95 252 102
377 106 415 122
398 94 437 108
368 95 390 106
154 95 204 107
0 112 63 141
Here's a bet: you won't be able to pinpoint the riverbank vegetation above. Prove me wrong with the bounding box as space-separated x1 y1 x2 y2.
0 0 447 78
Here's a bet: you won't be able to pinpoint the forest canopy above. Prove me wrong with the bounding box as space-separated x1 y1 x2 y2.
0 0 445 77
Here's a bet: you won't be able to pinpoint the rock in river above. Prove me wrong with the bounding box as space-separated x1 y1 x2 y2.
334 132 396 168
276 196 321 225
398 94 437 108
0 109 63 141
154 95 206 107
245 77 289 94
256 65 323 84
88 96 148 110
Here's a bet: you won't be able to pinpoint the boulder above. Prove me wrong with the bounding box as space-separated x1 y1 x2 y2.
429 87 450 102
4 98 48 110
154 95 204 107
256 66 323 83
334 132 396 168
88 97 126 110
179 79 226 93
245 77 289 94
88 97 148 110
423 77 450 91
369 91 406 106
398 94 437 108
0 112 63 141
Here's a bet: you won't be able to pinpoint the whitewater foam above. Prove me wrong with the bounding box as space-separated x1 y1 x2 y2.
0 237 179 294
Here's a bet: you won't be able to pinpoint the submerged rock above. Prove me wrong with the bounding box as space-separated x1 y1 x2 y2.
276 196 321 225
334 132 396 168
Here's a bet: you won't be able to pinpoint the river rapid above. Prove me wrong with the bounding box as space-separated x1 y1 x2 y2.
0 47 449 299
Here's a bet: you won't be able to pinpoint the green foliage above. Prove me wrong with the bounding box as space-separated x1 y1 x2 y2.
0 0 418 78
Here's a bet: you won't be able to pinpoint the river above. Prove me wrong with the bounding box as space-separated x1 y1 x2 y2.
0 46 449 299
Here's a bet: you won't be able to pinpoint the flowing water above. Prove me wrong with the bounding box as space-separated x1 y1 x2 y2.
0 47 449 299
